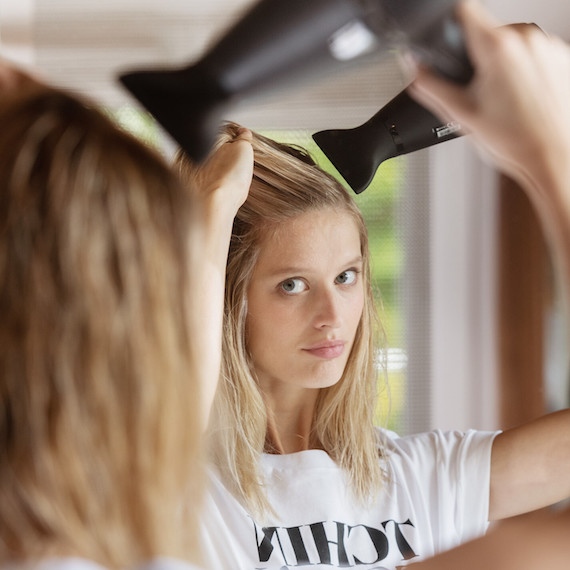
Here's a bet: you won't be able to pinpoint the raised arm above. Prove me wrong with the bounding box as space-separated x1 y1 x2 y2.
408 0 570 308
407 0 570 545
409 0 570 521
178 129 253 428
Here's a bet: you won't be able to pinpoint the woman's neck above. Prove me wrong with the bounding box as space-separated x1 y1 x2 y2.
263 388 321 454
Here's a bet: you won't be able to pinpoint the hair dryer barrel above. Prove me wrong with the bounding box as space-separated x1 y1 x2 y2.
313 90 464 194
119 0 361 162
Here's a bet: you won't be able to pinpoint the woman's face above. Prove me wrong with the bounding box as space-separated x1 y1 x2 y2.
245 207 364 397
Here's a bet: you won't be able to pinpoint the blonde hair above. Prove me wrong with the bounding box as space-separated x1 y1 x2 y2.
0 85 201 568
178 123 386 519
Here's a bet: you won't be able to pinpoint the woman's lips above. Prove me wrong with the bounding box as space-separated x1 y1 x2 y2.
302 341 346 359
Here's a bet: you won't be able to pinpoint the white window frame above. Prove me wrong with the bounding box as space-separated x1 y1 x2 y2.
427 139 500 432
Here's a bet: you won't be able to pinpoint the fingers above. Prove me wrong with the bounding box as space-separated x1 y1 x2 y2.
409 2 570 189
459 2 547 69
455 0 503 67
234 127 253 142
408 3 549 126
507 22 546 36
458 0 502 30
194 125 254 201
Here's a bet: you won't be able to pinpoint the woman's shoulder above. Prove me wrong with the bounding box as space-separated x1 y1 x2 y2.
375 426 500 461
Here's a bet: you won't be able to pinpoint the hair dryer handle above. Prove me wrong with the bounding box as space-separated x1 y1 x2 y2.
410 11 474 85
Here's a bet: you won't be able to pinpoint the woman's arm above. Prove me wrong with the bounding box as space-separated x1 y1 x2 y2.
180 130 254 428
409 0 570 521
489 410 570 519
411 506 570 570
409 0 570 311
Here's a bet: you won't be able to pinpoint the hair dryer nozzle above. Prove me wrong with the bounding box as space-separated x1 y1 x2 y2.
313 90 464 194
119 66 228 162
313 122 395 195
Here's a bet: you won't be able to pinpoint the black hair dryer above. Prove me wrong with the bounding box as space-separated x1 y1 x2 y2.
313 0 473 194
119 0 472 176
313 91 465 194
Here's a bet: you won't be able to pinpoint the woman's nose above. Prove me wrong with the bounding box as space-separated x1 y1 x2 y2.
312 288 342 329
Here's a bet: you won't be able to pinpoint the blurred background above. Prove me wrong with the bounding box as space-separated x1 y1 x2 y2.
1 0 569 435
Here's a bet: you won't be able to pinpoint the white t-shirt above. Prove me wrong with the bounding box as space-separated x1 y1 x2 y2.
199 428 499 570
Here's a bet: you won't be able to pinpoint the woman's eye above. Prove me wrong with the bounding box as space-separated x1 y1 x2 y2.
335 270 357 285
280 278 307 294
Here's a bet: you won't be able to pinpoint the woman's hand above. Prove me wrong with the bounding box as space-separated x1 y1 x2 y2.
178 127 254 429
409 2 570 520
408 0 570 197
409 0 570 338
183 127 254 224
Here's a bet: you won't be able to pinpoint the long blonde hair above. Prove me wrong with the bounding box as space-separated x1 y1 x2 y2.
0 85 201 568
179 123 386 519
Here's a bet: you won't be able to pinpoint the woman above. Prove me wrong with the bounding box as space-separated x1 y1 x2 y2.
0 68 252 570
179 113 570 569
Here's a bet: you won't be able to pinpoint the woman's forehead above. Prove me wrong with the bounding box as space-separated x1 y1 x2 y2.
254 208 362 272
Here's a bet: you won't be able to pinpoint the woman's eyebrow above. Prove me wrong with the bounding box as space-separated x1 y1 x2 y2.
342 255 364 267
263 256 363 278
263 266 311 278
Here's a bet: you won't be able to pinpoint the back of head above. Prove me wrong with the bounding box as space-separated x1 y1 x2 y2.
0 84 200 567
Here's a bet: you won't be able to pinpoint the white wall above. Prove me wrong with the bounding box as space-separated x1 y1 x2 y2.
429 140 499 432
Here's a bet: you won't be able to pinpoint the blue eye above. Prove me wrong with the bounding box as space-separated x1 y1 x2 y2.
280 278 307 294
335 270 357 285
